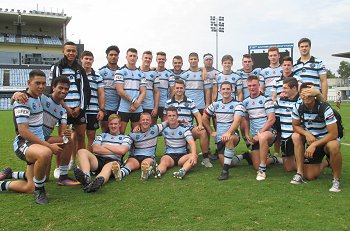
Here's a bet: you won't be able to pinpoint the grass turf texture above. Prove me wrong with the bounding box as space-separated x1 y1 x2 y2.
0 105 349 231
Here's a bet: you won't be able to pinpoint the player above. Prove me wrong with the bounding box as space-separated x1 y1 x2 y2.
170 55 185 79
335 92 341 110
203 53 221 103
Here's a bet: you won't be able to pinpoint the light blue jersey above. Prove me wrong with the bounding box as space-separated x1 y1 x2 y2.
215 72 242 101
93 133 129 161
275 96 300 139
157 69 175 107
13 93 44 143
207 68 221 89
41 94 67 137
142 69 160 110
271 74 302 99
98 65 120 111
205 99 245 143
86 69 104 115
162 124 193 155
180 70 211 110
125 123 166 158
292 101 337 140
115 66 147 113
293 56 327 91
164 96 199 127
170 69 184 80
260 66 283 98
242 94 275 136
236 68 262 99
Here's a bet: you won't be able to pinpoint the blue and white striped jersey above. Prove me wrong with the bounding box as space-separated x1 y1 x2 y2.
98 65 120 111
157 69 175 108
164 96 199 126
162 124 193 155
170 69 184 80
13 93 44 140
292 101 337 140
207 68 221 89
180 70 211 110
293 56 327 91
142 69 160 110
93 133 129 161
86 69 104 115
275 96 301 139
41 94 67 137
115 66 147 113
125 123 166 158
271 74 302 99
205 99 245 143
242 94 275 136
215 72 242 101
236 68 262 99
260 66 283 98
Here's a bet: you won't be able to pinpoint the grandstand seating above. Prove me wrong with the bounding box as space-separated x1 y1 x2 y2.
21 36 40 44
43 36 62 45
0 34 62 45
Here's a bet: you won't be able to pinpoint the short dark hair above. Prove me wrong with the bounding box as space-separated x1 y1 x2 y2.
283 77 298 89
166 106 178 115
175 79 185 85
127 48 137 54
106 45 120 55
52 76 70 87
173 55 183 61
156 51 166 56
221 55 233 63
63 41 76 47
29 69 46 79
282 56 293 63
299 82 314 92
189 52 198 58
268 46 279 54
220 81 232 90
242 54 253 62
143 50 152 56
81 50 94 59
247 75 259 82
298 38 311 47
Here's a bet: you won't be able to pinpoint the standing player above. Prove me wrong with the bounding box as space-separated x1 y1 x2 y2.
164 79 211 167
242 76 282 181
203 53 221 103
259 47 283 98
150 107 197 179
140 51 160 125
74 114 129 193
293 38 328 101
203 81 248 180
115 48 146 134
81 51 105 151
119 113 167 180
50 41 89 169
213 55 243 102
236 54 263 100
291 83 342 192
170 55 184 79
156 51 175 121
335 92 341 110
99 45 121 132
1 70 59 204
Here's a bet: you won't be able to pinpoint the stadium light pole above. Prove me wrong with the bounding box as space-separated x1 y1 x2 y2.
210 16 224 69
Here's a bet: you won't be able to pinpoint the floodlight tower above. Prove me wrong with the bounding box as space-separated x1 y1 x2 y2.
210 16 224 69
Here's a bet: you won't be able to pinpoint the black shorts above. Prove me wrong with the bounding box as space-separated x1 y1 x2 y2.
86 114 100 130
128 155 153 164
158 107 165 118
102 110 118 121
67 110 86 125
166 153 186 166
281 137 294 157
216 132 240 154
14 136 33 165
252 130 277 151
118 111 141 123
94 155 122 174
304 144 327 164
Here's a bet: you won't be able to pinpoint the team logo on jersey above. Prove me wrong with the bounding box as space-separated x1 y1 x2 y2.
69 75 74 80
259 100 263 104
254 71 258 75
302 68 306 72
32 103 36 110
92 76 97 81
184 102 189 107
252 101 255 105
150 74 155 78
124 71 127 76
310 63 315 68
136 135 140 140
60 111 64 116
224 77 228 80
151 131 155 135
230 105 234 109
222 105 225 109
54 107 57 112
111 136 115 139
273 70 276 74
172 132 175 136
46 102 50 108
179 131 183 136
119 136 122 140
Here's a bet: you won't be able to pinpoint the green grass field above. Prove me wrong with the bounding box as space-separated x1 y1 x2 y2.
0 106 349 231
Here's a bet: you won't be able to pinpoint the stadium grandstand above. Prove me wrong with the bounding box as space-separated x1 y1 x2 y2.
0 7 71 110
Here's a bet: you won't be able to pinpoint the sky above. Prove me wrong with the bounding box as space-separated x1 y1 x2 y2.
2 0 350 73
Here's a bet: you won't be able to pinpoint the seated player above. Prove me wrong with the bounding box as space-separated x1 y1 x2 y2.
150 107 197 179
73 114 129 193
118 112 167 180
202 81 248 180
291 82 342 192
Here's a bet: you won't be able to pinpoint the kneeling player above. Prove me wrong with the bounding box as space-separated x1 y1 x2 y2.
74 114 129 193
150 107 197 179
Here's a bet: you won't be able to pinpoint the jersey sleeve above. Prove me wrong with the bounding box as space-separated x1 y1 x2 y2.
324 106 337 125
13 101 30 124
264 98 275 115
114 70 124 84
234 103 245 117
92 133 104 146
204 102 216 117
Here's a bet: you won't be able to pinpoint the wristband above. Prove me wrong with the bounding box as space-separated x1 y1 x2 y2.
131 98 136 104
